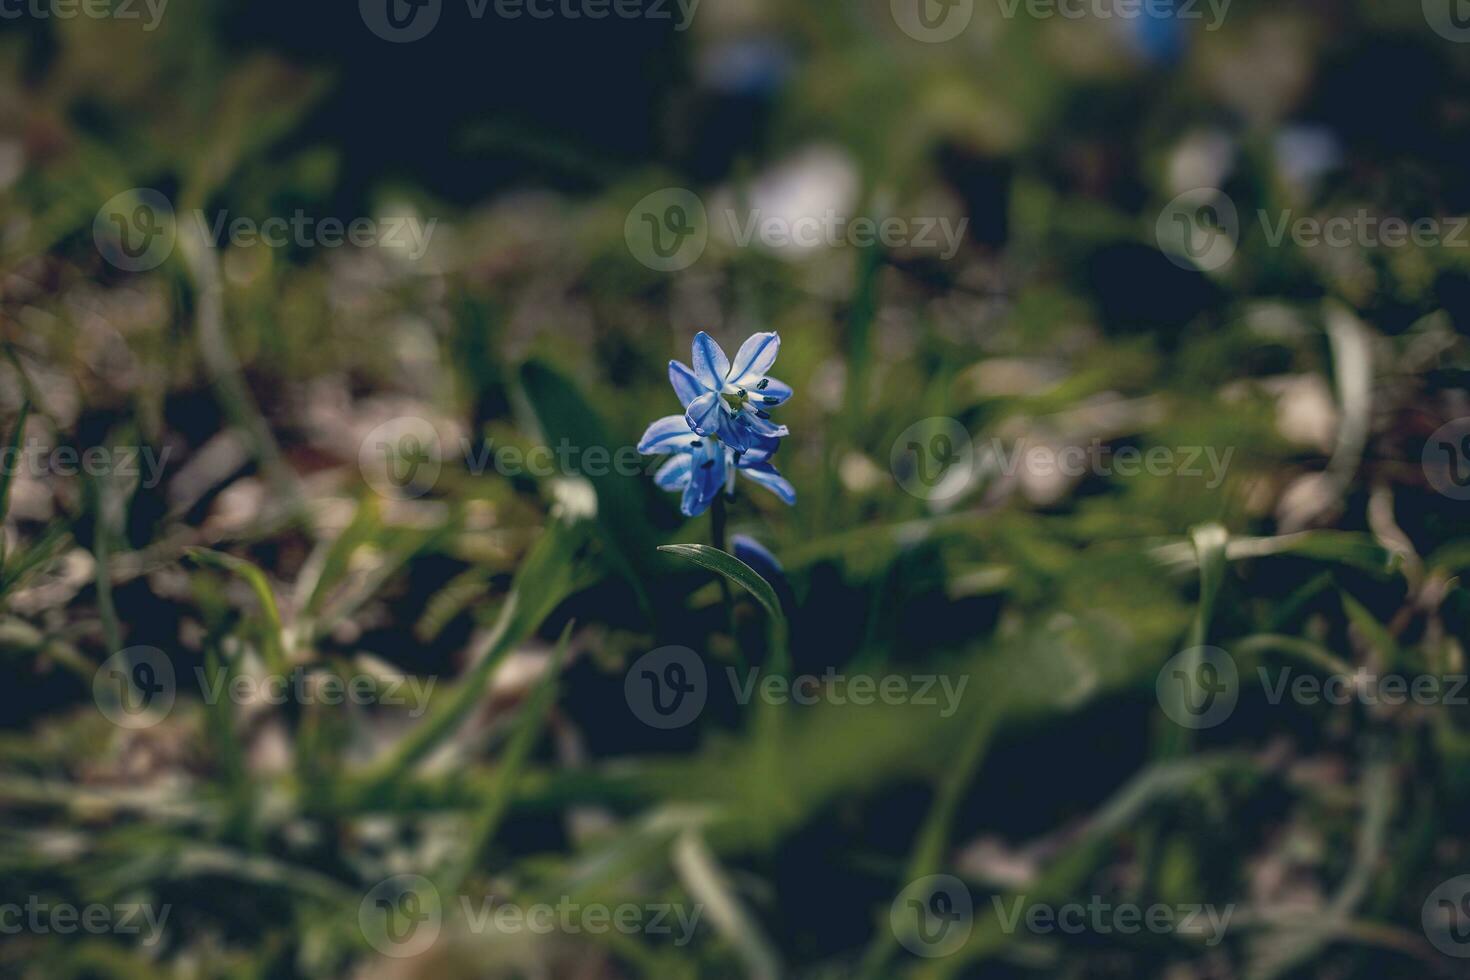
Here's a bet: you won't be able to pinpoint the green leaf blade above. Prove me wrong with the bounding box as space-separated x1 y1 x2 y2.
657 543 785 626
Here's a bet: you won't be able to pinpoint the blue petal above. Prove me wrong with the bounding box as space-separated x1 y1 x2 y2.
731 534 783 573
654 454 693 491
681 443 725 516
738 376 792 407
731 533 791 610
729 332 780 385
744 413 789 439
721 411 787 451
738 433 782 462
684 390 723 437
680 479 712 516
718 410 758 452
668 360 705 407
692 332 731 390
739 460 796 505
638 415 699 455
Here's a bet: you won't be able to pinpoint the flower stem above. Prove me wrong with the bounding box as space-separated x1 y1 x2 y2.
710 494 728 553
710 495 738 644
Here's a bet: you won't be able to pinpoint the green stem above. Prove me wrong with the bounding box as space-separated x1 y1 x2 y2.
711 495 736 639
710 494 728 552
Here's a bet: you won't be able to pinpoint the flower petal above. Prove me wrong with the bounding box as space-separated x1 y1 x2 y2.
729 332 780 385
668 360 705 407
638 415 700 455
738 376 792 407
654 454 693 491
691 332 731 390
731 534 784 575
739 460 796 505
737 433 782 463
719 411 759 451
684 390 723 437
681 443 725 516
744 412 790 439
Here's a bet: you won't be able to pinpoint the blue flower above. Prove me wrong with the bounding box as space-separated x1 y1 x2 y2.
670 331 791 453
638 419 795 516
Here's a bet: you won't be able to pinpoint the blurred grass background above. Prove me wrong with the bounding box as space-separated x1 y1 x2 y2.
1 0 1469 976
